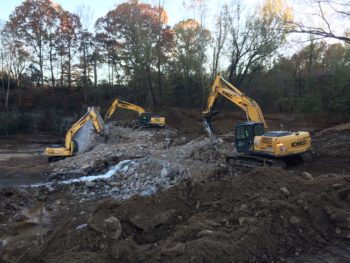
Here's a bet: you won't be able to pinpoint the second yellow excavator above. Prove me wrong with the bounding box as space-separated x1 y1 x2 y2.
104 98 166 128
203 76 313 168
45 108 104 162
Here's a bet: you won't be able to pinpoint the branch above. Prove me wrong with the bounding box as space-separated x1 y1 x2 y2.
318 1 332 34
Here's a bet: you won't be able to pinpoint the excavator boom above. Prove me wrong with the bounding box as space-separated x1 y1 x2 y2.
105 99 145 121
203 76 267 128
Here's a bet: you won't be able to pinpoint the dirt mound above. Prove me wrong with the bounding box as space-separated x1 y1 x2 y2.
318 122 350 135
15 168 350 262
313 129 350 158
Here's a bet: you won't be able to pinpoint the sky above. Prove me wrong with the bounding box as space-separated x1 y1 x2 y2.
0 0 261 27
0 0 345 57
0 0 345 82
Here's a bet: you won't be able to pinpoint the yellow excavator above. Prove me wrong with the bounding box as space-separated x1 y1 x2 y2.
45 108 104 162
104 98 166 128
203 76 313 168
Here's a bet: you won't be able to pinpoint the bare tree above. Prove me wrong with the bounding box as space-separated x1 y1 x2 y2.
76 4 95 101
225 0 290 86
0 20 5 93
9 42 31 106
2 44 13 112
156 0 166 107
211 6 229 80
288 0 350 43
184 0 210 106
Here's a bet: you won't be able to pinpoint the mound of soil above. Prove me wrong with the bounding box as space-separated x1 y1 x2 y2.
12 167 350 263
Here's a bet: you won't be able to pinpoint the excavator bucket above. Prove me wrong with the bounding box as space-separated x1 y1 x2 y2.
74 108 105 153
203 118 220 145
203 109 222 145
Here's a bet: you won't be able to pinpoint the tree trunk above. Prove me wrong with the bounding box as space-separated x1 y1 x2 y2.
83 43 88 102
1 52 4 92
157 0 163 107
39 40 44 88
111 63 114 86
17 78 21 108
5 73 10 112
49 41 55 89
146 65 157 110
108 62 111 87
157 55 162 107
68 45 72 88
60 56 64 88
94 57 97 88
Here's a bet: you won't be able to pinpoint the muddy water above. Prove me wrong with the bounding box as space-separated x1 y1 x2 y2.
0 168 47 187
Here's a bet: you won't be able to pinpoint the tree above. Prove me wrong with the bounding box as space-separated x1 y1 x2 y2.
7 41 31 106
95 0 173 109
168 19 211 107
6 0 62 87
211 7 229 80
76 5 95 101
0 20 5 93
225 0 291 86
288 0 350 43
56 11 81 88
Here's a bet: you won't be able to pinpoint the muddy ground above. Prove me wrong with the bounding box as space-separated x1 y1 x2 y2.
0 110 349 262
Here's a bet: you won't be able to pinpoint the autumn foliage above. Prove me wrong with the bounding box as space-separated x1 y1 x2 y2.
0 0 349 127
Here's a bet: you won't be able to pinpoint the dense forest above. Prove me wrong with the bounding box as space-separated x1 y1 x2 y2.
0 0 349 134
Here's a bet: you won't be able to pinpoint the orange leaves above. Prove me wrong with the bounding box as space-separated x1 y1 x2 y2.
261 0 294 23
174 19 200 31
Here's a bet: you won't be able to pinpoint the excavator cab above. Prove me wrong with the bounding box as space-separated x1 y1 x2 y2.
139 112 165 127
235 122 264 153
140 113 152 126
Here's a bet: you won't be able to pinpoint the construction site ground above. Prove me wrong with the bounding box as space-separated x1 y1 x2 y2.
0 110 350 262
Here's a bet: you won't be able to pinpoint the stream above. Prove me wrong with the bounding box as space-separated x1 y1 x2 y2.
0 160 134 188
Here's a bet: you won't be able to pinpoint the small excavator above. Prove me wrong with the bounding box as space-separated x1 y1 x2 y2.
104 98 166 128
45 108 104 162
203 75 313 168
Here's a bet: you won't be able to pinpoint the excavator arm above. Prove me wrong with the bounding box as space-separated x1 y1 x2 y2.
64 110 104 150
203 76 267 128
45 109 104 160
105 99 145 121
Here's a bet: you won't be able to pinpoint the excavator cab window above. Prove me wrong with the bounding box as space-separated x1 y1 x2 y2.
235 123 265 153
140 113 151 125
236 124 254 153
254 124 264 136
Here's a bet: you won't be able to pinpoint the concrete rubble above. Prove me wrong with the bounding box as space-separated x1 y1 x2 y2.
45 124 229 202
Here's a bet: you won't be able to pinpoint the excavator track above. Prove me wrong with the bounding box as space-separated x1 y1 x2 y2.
226 148 317 169
48 156 66 162
226 155 287 169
